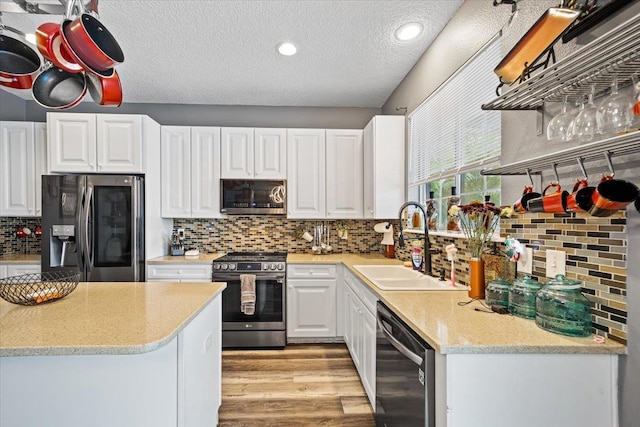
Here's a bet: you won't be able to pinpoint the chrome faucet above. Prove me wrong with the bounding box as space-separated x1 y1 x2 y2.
398 201 437 276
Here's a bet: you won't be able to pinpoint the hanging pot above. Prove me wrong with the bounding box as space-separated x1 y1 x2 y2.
31 64 87 109
86 69 122 106
36 22 83 73
61 0 124 72
0 31 42 90
60 19 115 78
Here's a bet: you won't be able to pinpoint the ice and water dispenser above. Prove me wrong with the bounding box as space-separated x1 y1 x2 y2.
49 225 78 268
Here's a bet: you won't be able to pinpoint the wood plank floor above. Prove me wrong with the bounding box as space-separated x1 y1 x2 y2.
219 344 376 426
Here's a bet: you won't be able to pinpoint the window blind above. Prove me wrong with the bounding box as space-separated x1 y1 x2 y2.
408 35 502 186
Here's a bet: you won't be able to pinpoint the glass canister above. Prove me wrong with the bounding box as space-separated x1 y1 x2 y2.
486 277 511 308
535 274 592 337
508 275 542 319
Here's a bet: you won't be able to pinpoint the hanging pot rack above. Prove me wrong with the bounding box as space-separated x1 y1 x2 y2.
0 1 95 15
482 12 640 110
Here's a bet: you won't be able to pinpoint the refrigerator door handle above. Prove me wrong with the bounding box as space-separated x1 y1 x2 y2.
83 184 93 272
77 178 86 272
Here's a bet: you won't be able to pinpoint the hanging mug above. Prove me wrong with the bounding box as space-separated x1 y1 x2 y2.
527 182 568 214
513 185 541 213
566 179 590 212
588 175 640 217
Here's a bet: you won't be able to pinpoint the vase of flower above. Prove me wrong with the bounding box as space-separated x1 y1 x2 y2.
469 258 485 299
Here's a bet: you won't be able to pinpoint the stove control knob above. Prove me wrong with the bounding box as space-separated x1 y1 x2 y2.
277 263 285 270
213 264 221 270
221 264 228 270
229 264 236 270
270 263 276 270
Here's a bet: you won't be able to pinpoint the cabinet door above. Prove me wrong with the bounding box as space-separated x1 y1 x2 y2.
0 122 35 216
254 128 286 179
47 113 96 172
348 292 363 370
96 115 143 173
34 123 47 217
161 126 191 218
363 116 405 219
326 129 363 219
361 308 377 407
286 279 336 338
220 127 254 178
343 285 353 349
191 127 222 218
286 129 326 219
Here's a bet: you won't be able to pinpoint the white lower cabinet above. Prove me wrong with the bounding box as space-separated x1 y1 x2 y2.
147 264 213 282
286 264 337 338
342 267 378 407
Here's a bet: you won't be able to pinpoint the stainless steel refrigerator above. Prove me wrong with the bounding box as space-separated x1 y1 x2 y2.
41 175 144 282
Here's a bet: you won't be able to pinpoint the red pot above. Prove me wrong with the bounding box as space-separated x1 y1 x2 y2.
62 3 124 72
36 23 83 73
87 69 122 107
0 33 42 90
60 20 115 78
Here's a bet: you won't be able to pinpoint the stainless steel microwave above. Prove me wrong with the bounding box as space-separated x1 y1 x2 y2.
220 179 287 215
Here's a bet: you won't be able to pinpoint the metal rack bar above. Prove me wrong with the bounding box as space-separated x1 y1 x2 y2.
482 12 640 110
480 131 640 175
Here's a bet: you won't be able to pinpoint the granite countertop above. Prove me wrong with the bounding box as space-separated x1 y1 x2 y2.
288 253 626 355
0 254 41 265
147 253 226 264
0 281 226 357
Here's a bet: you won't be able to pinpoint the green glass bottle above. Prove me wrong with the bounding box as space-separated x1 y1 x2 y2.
508 275 542 319
535 274 592 337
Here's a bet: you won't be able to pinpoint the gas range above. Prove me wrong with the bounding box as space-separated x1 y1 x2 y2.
213 252 287 274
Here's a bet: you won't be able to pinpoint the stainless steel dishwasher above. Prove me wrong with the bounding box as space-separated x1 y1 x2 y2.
375 301 435 427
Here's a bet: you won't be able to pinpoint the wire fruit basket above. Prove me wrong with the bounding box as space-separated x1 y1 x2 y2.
0 272 81 306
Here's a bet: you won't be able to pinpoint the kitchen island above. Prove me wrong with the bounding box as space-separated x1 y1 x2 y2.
289 253 625 427
0 281 226 427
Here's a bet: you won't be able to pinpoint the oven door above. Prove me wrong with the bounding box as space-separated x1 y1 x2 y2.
214 274 285 330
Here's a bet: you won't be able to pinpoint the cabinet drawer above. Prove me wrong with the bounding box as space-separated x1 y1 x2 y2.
344 268 377 314
287 264 337 279
147 264 212 281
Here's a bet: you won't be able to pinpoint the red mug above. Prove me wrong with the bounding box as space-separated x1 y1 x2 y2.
566 179 589 212
513 185 541 213
588 175 640 217
527 182 568 214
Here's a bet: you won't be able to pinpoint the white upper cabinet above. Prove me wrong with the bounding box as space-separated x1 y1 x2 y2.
254 128 287 179
326 129 363 219
0 121 46 217
47 113 144 173
286 129 326 218
220 127 286 179
220 127 254 178
363 116 405 219
161 126 222 219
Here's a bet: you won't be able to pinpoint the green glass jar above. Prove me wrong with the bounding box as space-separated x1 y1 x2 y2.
535 274 592 337
485 277 511 308
508 275 542 319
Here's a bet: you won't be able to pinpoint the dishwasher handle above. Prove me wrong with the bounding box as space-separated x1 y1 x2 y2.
377 308 424 367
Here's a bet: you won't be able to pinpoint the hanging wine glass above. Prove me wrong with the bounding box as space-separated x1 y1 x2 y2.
596 74 632 137
566 101 584 141
573 85 600 143
546 96 576 142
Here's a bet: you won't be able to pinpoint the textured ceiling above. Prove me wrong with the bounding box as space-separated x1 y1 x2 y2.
1 0 463 107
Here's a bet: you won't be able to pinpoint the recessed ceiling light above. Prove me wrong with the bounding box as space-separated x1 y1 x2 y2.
395 23 423 41
25 33 37 45
277 42 297 56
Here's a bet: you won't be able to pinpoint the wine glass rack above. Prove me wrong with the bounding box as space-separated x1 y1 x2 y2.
482 12 640 110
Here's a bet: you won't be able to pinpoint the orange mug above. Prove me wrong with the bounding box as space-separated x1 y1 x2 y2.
527 182 568 214
513 185 541 213
566 179 589 212
588 175 640 217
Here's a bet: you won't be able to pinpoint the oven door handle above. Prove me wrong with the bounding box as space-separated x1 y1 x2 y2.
213 274 285 283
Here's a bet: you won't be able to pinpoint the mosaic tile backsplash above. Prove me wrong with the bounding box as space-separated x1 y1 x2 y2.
0 217 42 255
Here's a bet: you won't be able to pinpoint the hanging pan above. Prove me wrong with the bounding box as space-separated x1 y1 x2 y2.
36 22 83 73
0 19 43 90
62 0 124 72
86 68 122 106
31 63 87 109
60 19 115 78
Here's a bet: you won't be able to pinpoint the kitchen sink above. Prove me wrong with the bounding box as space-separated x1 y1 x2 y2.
353 265 466 291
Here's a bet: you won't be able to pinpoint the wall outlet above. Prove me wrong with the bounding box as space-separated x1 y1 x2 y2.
546 249 566 278
517 247 533 274
177 228 185 240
